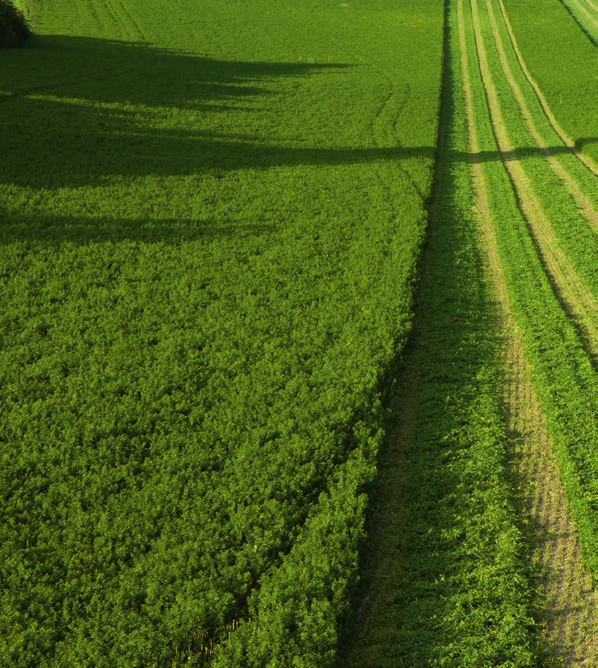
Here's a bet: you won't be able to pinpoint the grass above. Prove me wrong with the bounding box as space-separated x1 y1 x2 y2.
2 0 596 664
464 0 598 584
340 1 539 663
341 0 598 663
502 0 598 165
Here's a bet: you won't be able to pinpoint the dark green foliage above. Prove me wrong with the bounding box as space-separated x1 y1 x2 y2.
0 0 30 48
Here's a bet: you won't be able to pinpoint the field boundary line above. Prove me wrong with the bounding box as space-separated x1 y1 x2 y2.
339 46 441 668
337 349 418 666
497 0 598 176
471 0 598 364
486 0 598 232
459 1 598 661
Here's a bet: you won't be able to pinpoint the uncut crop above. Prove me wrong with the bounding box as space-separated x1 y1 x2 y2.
0 0 443 664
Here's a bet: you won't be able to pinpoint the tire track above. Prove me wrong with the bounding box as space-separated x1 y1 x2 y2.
486 0 598 232
103 0 146 42
565 0 598 35
458 1 598 662
470 0 598 364
82 0 146 41
370 76 426 202
497 0 598 177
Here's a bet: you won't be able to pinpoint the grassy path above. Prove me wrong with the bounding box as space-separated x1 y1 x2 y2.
488 0 598 231
3 0 597 663
502 0 598 166
464 1 598 584
561 0 598 40
461 1 597 660
470 0 598 363
495 0 598 180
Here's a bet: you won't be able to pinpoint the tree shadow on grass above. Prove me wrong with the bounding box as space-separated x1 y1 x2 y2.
1 72 588 192
1 34 595 246
0 34 344 110
0 34 359 190
0 210 276 244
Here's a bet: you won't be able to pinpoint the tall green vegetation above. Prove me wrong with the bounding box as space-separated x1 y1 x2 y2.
0 0 443 664
0 0 30 47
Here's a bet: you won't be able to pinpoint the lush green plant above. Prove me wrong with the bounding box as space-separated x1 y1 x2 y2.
0 0 30 47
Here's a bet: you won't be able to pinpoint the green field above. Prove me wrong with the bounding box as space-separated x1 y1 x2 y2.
0 0 443 664
1 0 597 665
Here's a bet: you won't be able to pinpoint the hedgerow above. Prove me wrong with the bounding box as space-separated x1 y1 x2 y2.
0 0 30 47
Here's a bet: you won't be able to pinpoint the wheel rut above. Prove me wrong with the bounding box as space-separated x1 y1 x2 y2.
486 0 598 231
470 0 598 365
460 0 598 662
566 0 598 35
496 0 598 177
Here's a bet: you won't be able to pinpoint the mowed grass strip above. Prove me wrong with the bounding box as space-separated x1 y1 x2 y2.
0 0 443 664
462 0 598 584
502 0 598 166
461 1 597 662
559 0 598 43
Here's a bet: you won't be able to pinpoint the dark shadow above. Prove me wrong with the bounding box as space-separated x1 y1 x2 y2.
0 34 348 108
0 78 591 191
2 33 596 247
466 142 598 163
0 210 275 244
557 0 598 47
0 34 354 190
574 136 598 151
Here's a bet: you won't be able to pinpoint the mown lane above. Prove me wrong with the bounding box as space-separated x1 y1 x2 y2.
460 0 597 660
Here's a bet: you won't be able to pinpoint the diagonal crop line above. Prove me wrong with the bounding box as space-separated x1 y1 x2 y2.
486 0 598 232
567 0 598 34
470 0 598 365
458 1 598 661
496 0 598 177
